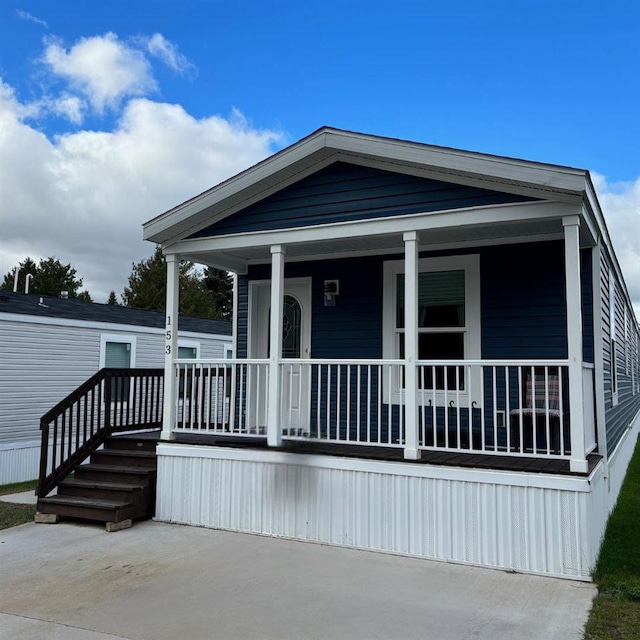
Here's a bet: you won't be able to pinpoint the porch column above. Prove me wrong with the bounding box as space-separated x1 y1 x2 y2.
161 253 180 441
267 245 285 447
403 232 421 460
563 216 587 473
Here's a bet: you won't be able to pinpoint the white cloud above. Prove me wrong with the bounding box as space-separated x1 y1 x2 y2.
49 93 85 124
16 10 48 28
0 78 282 302
42 33 156 112
146 33 194 75
592 173 640 321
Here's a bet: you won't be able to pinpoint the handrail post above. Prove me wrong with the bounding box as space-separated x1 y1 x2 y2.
105 371 113 436
37 419 49 498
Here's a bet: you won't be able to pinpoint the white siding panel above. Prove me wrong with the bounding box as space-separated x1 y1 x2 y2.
0 315 230 482
0 320 100 444
156 444 597 580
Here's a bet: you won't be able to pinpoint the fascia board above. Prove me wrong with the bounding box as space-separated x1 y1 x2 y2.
325 130 588 193
144 133 331 243
166 200 579 256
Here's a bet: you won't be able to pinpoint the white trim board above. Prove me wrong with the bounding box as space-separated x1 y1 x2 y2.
157 443 592 492
165 201 580 257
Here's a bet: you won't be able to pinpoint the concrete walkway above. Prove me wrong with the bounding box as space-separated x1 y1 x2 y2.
0 490 37 505
0 520 596 640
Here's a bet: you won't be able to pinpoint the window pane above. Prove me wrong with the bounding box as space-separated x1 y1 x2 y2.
397 271 465 328
178 346 197 359
282 295 302 358
105 342 131 368
419 332 464 359
398 332 465 390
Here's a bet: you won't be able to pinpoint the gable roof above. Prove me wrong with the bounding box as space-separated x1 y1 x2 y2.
0 292 232 336
143 126 590 246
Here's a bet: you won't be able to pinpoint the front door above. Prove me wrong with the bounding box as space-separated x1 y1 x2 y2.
249 278 312 434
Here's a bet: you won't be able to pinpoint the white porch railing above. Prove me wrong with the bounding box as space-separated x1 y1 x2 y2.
174 359 269 436
172 358 591 460
280 359 405 445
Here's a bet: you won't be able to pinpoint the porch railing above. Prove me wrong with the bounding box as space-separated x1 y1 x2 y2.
173 358 592 460
175 359 269 435
38 368 163 498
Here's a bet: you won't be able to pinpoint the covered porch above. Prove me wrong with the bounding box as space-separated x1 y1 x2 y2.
160 211 599 475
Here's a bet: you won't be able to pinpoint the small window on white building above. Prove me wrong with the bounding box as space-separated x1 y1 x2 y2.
100 334 136 402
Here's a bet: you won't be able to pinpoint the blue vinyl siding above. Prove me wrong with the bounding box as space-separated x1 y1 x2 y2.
239 241 573 362
599 250 640 455
581 248 594 364
190 162 536 238
480 241 568 359
235 240 610 451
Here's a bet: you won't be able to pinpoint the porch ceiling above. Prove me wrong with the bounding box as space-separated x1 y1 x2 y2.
180 214 587 273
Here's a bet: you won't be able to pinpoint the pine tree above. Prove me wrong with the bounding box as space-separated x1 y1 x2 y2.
1 257 92 300
122 247 231 319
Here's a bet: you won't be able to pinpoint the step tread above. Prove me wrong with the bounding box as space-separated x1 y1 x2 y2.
77 463 156 474
39 495 131 509
94 450 156 459
59 479 147 492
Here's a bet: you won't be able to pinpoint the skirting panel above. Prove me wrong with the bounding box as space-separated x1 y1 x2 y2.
156 444 597 580
0 441 40 485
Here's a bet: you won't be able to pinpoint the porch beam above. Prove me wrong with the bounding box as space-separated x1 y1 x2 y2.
403 231 421 460
267 245 285 447
166 201 580 256
563 217 587 473
161 254 180 440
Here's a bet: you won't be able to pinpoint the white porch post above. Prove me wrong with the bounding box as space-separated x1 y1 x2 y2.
161 253 180 440
403 232 421 460
267 245 285 447
563 217 587 473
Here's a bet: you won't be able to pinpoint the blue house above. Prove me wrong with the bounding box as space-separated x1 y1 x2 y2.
86 128 640 577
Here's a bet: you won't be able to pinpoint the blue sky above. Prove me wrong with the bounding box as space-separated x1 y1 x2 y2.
1 0 638 310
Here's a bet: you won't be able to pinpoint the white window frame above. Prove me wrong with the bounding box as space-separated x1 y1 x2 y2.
99 334 137 406
99 334 137 369
383 254 481 405
224 343 234 359
177 339 201 359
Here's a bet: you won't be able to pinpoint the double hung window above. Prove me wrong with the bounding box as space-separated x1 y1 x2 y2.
383 254 480 402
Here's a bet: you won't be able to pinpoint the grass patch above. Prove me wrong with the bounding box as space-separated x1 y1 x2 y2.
0 503 36 530
585 435 640 639
0 479 37 496
0 480 37 530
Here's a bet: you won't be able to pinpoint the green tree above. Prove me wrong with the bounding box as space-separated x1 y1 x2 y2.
203 267 233 320
122 247 230 320
107 290 119 305
1 256 92 300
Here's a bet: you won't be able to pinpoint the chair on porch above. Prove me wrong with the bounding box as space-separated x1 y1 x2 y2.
509 369 563 454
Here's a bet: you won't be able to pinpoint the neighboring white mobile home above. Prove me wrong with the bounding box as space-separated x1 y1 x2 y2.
0 292 232 483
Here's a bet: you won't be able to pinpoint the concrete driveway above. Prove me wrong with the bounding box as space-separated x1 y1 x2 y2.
0 520 595 640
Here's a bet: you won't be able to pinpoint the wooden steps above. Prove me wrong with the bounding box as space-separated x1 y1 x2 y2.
36 432 159 530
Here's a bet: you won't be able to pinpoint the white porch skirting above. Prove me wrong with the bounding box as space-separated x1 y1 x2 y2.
155 419 637 581
0 440 41 484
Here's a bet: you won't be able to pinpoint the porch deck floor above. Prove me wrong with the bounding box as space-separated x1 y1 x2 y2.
130 431 601 476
